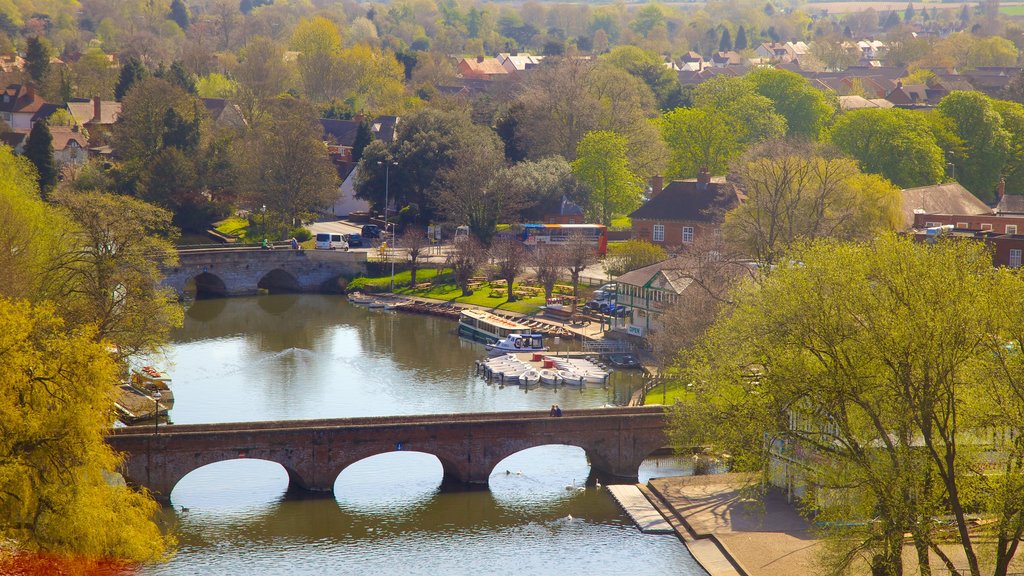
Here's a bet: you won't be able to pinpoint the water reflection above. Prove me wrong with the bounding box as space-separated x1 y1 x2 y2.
140 295 705 576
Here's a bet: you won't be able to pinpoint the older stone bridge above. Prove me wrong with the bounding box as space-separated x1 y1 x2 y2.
106 407 669 502
162 247 367 297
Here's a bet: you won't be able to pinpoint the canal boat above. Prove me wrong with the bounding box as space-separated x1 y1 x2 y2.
458 309 532 345
485 333 547 356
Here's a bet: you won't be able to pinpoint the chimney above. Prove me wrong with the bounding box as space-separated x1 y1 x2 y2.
650 175 664 198
697 167 711 190
896 80 903 90
998 177 1006 203
476 55 484 63
93 96 101 123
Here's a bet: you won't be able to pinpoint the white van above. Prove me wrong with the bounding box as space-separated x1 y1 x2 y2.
315 233 349 250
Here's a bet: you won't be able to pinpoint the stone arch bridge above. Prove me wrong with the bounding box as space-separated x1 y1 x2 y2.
163 247 367 297
105 407 669 502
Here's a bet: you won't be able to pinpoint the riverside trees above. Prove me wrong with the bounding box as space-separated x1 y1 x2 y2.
673 234 1024 576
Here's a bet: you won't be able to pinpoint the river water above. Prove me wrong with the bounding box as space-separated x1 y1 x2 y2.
139 295 706 576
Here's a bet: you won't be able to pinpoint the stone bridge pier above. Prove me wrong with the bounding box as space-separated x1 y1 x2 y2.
162 248 367 298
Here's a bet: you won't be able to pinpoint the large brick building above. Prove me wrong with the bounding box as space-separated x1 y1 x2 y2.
629 171 743 249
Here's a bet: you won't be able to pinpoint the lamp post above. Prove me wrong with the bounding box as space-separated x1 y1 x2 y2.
390 223 397 292
378 161 398 289
261 204 266 244
153 390 162 434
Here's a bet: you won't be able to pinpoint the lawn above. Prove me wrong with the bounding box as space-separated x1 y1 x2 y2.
214 217 250 240
1001 4 1024 14
348 268 551 314
609 216 632 231
644 379 692 406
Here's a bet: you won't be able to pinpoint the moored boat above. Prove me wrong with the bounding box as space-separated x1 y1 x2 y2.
538 368 560 386
458 309 532 345
485 333 547 355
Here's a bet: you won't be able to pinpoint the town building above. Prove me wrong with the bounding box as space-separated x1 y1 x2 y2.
629 171 743 249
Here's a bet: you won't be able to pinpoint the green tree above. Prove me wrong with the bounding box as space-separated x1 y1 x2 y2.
735 25 748 50
196 73 238 99
169 0 190 30
234 36 293 128
828 108 945 188
114 57 147 101
24 36 51 84
660 107 743 179
434 124 510 243
572 130 643 226
601 46 686 111
112 77 199 171
746 68 836 140
23 120 55 195
50 190 182 364
724 141 902 265
233 100 338 226
71 47 118 100
603 239 667 277
0 299 172 562
937 91 1010 201
693 76 787 145
993 99 1024 195
673 234 1024 576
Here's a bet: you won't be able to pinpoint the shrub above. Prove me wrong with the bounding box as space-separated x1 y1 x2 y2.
290 227 312 242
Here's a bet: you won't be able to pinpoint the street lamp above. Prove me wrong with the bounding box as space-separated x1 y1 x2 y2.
378 161 398 290
153 390 162 434
390 223 397 292
261 204 266 244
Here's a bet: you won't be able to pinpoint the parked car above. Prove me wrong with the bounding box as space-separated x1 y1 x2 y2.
314 233 348 251
362 224 382 238
343 233 363 248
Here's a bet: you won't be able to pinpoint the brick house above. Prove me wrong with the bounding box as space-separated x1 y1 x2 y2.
629 171 743 249
456 56 508 80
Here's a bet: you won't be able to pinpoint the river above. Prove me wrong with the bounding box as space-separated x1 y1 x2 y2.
138 295 706 576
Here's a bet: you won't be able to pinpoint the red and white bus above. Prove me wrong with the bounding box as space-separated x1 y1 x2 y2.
519 223 608 256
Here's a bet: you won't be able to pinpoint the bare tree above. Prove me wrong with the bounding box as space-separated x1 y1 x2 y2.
563 231 597 313
446 236 484 296
489 237 528 302
400 225 430 287
649 235 755 366
533 244 563 300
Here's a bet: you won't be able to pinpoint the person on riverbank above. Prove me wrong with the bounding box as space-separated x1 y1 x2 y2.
550 405 558 416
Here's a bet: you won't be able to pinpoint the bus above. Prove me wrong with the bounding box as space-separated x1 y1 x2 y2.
518 223 608 256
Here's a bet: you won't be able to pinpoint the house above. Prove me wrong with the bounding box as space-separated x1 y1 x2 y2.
498 52 543 74
66 97 121 144
710 51 745 68
901 182 991 230
49 126 89 167
456 56 508 80
322 115 400 217
678 66 746 86
543 196 585 224
679 52 705 72
629 172 743 249
0 84 46 130
329 163 371 218
838 95 894 110
201 98 247 129
885 81 931 106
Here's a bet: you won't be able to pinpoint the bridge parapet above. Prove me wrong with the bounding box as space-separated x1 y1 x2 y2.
107 407 670 502
162 248 367 297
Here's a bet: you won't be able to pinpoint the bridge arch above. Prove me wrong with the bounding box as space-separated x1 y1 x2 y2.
169 458 300 504
257 268 301 294
190 272 227 299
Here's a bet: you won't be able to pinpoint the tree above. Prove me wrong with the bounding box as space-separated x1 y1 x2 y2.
938 90 1010 201
335 44 407 115
563 231 597 313
114 57 147 101
399 226 429 287
24 120 55 195
746 68 836 140
491 156 581 222
533 244 563 300
603 239 667 278
0 299 172 562
693 76 787 145
719 27 732 51
446 236 485 296
233 100 338 227
673 235 1024 576
572 130 643 226
24 36 51 84
50 190 182 365
828 108 946 188
660 107 744 179
112 77 198 170
600 46 687 111
435 125 515 244
993 100 1024 194
723 141 902 266
489 237 528 302
735 25 748 50
72 47 118 100
169 0 190 30
233 36 292 128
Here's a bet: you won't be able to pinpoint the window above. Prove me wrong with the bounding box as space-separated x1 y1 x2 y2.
925 221 940 228
956 222 968 229
652 224 665 242
682 226 694 243
1011 249 1022 269
982 223 993 231
1008 225 1018 235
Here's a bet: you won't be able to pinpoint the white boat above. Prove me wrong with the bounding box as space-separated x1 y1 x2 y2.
348 292 378 305
519 369 541 386
458 309 532 344
539 368 560 385
557 370 585 387
486 333 547 355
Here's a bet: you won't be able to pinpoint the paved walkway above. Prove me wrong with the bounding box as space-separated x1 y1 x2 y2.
606 485 674 533
645 474 820 576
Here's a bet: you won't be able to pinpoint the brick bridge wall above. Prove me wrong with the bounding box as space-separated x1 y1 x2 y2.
163 248 367 297
106 407 669 502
